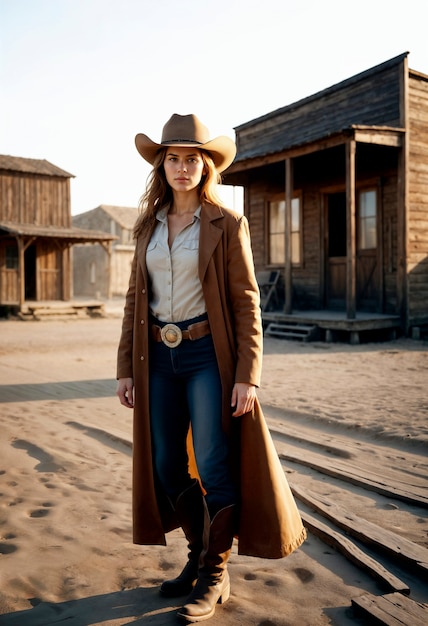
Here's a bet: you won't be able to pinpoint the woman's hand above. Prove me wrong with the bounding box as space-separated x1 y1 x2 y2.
117 377 134 408
231 382 256 417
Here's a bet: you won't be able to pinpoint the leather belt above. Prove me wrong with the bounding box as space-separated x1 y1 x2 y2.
151 319 211 348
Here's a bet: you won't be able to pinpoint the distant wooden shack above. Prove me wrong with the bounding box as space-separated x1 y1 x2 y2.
225 52 428 341
0 155 115 314
72 205 138 298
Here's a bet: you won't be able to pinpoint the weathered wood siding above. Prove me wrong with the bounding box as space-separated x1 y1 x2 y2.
229 54 428 332
72 206 137 297
37 242 62 300
0 171 71 227
236 55 404 162
246 146 400 313
408 71 428 325
296 187 321 308
245 172 272 270
72 244 110 298
0 242 19 304
382 174 399 314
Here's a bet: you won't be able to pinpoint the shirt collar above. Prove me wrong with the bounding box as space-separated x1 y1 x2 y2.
156 205 201 223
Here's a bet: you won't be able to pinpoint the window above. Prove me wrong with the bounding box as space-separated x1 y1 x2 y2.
359 189 377 250
268 196 301 265
268 199 285 265
291 197 301 265
5 244 18 269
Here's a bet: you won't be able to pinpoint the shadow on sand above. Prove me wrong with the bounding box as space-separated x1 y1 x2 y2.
0 379 116 403
0 587 185 625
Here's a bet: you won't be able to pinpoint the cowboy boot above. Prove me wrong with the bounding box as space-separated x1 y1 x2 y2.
177 503 236 622
160 480 205 597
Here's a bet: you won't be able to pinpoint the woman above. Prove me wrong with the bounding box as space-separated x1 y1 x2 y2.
116 113 306 623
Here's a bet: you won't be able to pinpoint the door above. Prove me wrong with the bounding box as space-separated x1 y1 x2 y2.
325 189 380 311
326 192 346 309
38 242 62 300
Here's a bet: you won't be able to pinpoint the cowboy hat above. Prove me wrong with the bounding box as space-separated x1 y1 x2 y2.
135 114 236 173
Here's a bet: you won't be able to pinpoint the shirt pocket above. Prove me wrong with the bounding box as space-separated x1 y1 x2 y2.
146 240 167 273
181 239 199 252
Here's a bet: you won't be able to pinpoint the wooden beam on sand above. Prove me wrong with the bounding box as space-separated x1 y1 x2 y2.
291 485 428 579
302 511 409 594
352 592 428 626
280 449 428 509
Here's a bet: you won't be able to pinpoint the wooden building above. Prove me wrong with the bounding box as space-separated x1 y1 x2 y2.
224 52 428 342
72 204 138 298
0 155 116 314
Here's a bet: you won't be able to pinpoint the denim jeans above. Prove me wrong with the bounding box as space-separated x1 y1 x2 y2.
149 315 236 515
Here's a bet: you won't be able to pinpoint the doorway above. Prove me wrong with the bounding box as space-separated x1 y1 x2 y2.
325 189 380 311
24 244 37 300
326 192 346 308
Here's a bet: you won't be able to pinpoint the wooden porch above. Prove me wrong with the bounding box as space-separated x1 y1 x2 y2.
261 309 401 344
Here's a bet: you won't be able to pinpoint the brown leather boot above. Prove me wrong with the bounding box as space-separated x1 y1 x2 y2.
160 480 205 598
177 503 235 622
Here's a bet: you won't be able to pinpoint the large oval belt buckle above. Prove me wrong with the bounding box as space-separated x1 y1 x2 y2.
160 323 183 348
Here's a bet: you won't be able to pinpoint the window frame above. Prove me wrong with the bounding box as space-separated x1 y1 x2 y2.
5 243 19 270
266 191 302 268
358 187 378 251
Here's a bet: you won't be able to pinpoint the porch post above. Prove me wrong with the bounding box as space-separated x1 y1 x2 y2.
346 139 356 319
62 244 70 301
284 157 293 314
17 237 25 310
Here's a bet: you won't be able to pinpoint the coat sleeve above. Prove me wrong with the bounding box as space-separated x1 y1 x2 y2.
116 250 137 380
226 215 263 387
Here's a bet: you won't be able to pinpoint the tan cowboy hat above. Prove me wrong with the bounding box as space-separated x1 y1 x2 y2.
135 113 237 173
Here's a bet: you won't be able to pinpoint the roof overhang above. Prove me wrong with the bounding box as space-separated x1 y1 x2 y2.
226 125 404 175
0 222 117 243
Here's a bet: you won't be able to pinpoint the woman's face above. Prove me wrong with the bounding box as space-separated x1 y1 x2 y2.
163 147 205 194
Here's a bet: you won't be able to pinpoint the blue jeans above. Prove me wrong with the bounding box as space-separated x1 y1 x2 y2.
149 315 236 516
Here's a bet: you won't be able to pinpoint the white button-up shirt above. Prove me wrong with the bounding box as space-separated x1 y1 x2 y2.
146 206 206 322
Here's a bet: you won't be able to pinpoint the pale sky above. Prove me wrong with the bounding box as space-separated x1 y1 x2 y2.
1 0 427 215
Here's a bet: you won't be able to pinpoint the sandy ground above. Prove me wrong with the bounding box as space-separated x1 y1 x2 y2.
0 307 427 625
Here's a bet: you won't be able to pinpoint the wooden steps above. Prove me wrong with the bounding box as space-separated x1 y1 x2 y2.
19 302 105 320
264 320 319 341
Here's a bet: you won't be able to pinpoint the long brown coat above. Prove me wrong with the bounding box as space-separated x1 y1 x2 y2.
117 202 306 558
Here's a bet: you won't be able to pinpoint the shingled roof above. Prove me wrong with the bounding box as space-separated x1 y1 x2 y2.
233 52 410 164
95 205 139 229
0 155 74 178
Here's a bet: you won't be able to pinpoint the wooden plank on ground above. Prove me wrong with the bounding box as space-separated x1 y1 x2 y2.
302 511 409 594
279 449 428 508
291 484 428 579
352 592 428 625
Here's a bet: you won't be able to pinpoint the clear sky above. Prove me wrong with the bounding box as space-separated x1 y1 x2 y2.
1 0 427 215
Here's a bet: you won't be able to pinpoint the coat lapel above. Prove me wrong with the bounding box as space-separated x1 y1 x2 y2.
199 203 224 282
136 222 157 288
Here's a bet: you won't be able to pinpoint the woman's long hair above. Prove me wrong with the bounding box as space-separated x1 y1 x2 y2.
133 148 226 238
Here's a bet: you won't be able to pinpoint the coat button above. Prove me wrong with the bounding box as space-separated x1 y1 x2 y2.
140 319 145 324
142 289 146 294
140 355 145 361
